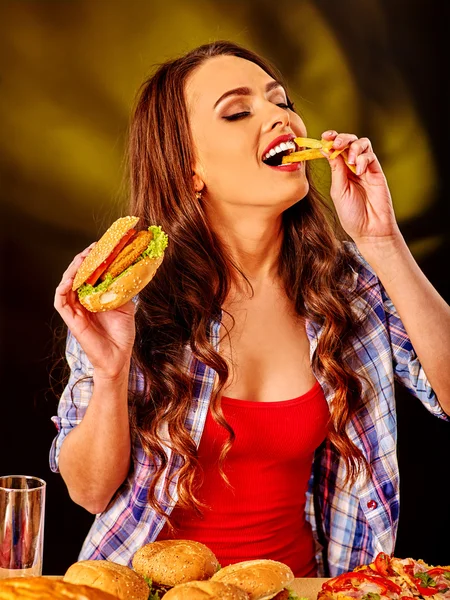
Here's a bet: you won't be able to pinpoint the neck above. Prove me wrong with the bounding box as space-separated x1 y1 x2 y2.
208 203 284 288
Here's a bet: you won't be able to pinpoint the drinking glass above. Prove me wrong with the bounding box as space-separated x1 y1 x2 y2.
0 475 46 578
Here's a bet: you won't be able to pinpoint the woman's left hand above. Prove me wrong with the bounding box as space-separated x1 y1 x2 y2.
321 130 402 246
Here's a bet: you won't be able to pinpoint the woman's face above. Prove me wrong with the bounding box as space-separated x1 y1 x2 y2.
185 55 309 214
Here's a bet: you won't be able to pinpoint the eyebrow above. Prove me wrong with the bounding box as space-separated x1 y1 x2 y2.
213 80 284 109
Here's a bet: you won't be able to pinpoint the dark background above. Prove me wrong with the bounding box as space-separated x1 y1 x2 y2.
1 0 449 575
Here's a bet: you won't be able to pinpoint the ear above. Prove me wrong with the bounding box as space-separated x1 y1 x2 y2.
192 163 205 193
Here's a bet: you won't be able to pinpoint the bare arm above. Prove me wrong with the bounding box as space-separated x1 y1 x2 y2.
58 366 132 514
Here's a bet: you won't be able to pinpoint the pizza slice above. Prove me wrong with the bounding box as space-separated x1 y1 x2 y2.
389 557 450 599
318 563 406 600
318 554 450 600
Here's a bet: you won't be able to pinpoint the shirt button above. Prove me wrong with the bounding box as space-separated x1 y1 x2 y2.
367 500 378 509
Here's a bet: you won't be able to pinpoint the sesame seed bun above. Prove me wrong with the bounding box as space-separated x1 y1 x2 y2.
63 559 149 600
131 540 221 588
78 254 163 312
211 559 295 600
163 580 249 600
73 216 140 290
0 577 119 600
72 215 167 313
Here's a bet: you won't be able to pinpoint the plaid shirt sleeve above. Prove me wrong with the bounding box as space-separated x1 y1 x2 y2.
352 245 449 421
381 284 448 420
49 330 94 472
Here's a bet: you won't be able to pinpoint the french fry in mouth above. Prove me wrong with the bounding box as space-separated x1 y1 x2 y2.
282 137 357 174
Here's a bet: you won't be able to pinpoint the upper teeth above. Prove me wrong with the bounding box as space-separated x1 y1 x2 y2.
263 140 296 161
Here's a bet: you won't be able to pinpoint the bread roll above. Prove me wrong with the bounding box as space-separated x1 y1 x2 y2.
72 215 167 313
0 576 119 599
64 559 149 600
72 216 139 290
78 254 163 312
212 559 295 600
132 540 220 587
163 580 249 600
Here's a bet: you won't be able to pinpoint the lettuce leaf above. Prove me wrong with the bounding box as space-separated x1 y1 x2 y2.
140 225 169 259
143 576 161 600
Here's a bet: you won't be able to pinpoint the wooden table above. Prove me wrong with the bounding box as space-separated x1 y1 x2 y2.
290 578 328 598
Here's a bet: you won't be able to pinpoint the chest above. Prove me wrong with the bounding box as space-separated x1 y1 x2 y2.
203 386 329 463
219 284 316 401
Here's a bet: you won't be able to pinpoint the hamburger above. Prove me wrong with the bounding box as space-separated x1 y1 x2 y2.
131 540 221 598
163 580 249 600
0 576 119 599
63 559 149 600
72 216 168 312
211 559 301 600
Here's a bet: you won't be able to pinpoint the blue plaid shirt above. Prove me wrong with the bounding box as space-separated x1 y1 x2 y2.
50 243 448 576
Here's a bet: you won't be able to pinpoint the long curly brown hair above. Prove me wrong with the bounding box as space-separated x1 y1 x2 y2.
127 40 370 523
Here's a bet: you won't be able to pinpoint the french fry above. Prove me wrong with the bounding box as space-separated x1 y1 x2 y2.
282 137 357 174
292 137 326 149
282 148 324 162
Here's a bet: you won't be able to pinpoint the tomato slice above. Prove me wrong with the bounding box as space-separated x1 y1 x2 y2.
375 552 391 577
427 568 450 576
323 567 403 597
324 571 397 595
414 583 437 596
413 573 440 596
85 229 136 286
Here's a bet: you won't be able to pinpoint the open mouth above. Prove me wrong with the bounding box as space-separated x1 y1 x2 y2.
262 140 298 166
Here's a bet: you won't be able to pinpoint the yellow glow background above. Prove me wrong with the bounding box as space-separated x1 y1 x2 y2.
0 0 444 254
1 0 448 574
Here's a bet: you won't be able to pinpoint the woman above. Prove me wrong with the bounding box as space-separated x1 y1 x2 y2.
51 41 450 577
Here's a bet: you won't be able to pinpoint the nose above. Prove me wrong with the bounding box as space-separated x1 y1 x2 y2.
263 102 290 133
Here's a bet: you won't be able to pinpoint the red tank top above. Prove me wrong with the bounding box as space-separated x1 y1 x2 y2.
157 381 329 577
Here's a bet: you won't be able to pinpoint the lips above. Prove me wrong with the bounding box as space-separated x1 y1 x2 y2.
262 133 296 161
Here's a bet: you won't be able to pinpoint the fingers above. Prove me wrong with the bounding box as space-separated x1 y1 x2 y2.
322 130 359 150
321 131 374 175
54 276 78 323
54 242 96 323
346 138 372 171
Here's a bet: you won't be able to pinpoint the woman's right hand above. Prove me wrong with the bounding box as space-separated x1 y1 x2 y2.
54 244 137 379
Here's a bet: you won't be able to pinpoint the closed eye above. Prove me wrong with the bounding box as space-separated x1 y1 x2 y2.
223 103 290 122
222 111 250 121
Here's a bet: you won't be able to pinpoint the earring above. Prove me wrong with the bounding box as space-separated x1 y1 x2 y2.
195 191 203 200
